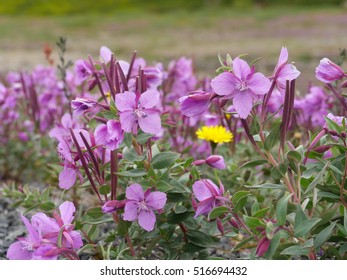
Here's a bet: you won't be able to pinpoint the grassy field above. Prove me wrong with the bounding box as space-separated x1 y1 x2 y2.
0 6 347 92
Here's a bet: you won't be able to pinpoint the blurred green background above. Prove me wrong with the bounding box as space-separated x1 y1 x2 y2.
0 0 346 91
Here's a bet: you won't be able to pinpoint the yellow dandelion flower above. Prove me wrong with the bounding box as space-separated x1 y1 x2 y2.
196 125 233 144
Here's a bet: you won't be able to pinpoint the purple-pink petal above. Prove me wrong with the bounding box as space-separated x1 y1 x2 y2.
59 165 77 190
145 191 167 210
139 90 160 108
138 209 156 231
126 184 144 201
123 201 139 221
138 112 161 134
194 197 215 218
115 91 136 112
232 92 253 119
210 72 236 96
6 241 32 260
31 212 60 235
59 201 76 225
232 57 251 80
193 179 218 201
119 111 136 133
247 73 271 96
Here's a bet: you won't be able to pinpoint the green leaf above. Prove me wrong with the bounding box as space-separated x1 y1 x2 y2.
275 193 292 226
245 183 285 190
156 180 173 192
304 162 330 195
86 207 104 219
187 230 217 248
270 163 288 180
208 206 229 220
182 242 205 253
243 215 266 230
264 121 281 151
250 115 261 135
151 152 180 169
116 169 148 177
137 133 154 144
99 185 110 195
324 116 342 134
286 150 302 163
167 211 194 224
123 133 132 149
344 207 347 233
232 236 255 251
281 245 310 256
314 223 336 249
294 205 307 228
294 218 321 238
39 201 55 211
253 207 270 218
238 159 268 170
232 191 250 211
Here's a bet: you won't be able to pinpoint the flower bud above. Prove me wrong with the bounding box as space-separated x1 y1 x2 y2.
206 155 226 170
217 218 224 235
229 217 239 229
101 200 126 214
315 58 346 83
255 236 271 257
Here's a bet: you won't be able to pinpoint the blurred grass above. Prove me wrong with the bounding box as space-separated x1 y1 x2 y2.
0 5 346 92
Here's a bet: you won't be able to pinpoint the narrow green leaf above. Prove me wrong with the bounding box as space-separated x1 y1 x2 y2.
187 230 217 248
99 185 110 195
243 215 266 230
314 223 336 249
276 193 292 226
304 162 330 195
270 163 288 180
294 218 321 238
167 211 194 224
264 121 281 151
237 159 268 170
208 206 229 220
281 245 310 256
245 183 285 190
116 169 147 177
151 152 180 169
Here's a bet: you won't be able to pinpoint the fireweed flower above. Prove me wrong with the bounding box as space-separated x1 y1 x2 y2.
123 184 167 231
315 58 346 83
272 47 300 94
179 91 214 117
196 125 233 144
31 201 83 250
211 57 271 119
192 155 226 170
6 215 58 260
192 179 226 218
115 90 161 134
71 97 99 116
95 120 124 151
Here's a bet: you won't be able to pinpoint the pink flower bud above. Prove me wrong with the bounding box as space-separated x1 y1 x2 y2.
229 217 239 229
101 200 126 213
206 155 226 170
256 236 271 257
315 58 346 83
313 145 331 153
217 218 224 235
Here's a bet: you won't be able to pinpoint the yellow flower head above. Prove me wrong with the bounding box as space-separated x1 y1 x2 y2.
196 125 233 144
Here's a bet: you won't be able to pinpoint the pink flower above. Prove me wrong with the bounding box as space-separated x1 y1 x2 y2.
192 155 226 170
31 201 83 250
255 236 271 257
115 90 161 134
179 91 214 117
192 179 226 218
71 97 98 116
6 215 58 260
95 120 124 151
211 57 271 119
272 47 300 94
315 58 346 83
123 184 167 231
101 200 127 213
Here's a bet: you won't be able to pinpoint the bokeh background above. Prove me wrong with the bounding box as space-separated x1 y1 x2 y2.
0 0 347 92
